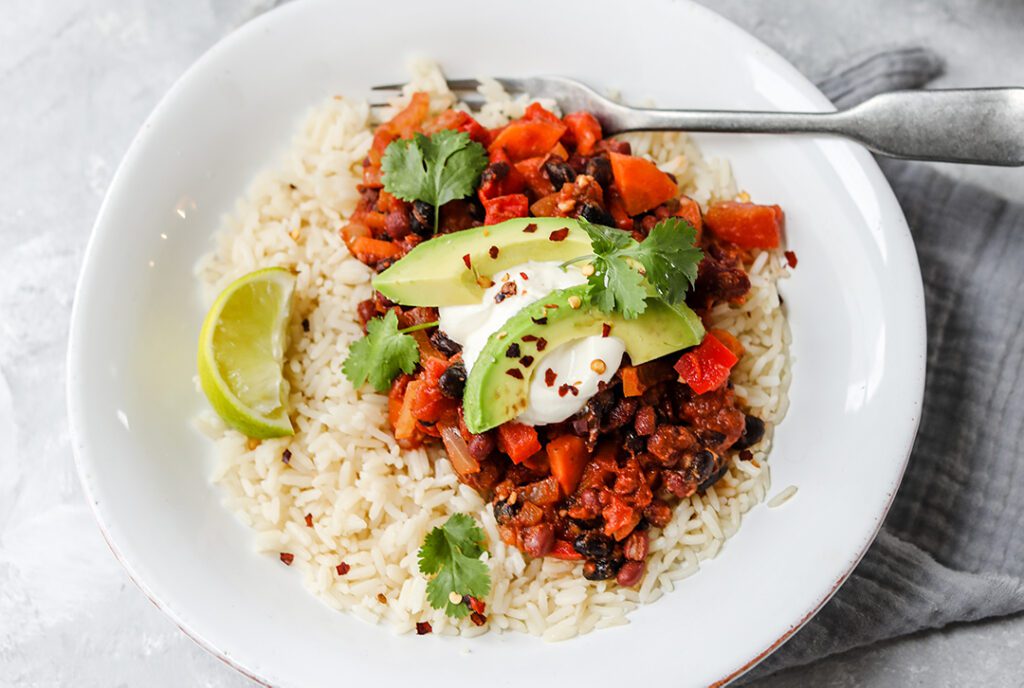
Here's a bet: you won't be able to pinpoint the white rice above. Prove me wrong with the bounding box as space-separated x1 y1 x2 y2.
195 60 791 639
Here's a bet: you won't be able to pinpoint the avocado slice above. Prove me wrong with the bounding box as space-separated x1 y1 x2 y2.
372 218 593 306
462 285 704 433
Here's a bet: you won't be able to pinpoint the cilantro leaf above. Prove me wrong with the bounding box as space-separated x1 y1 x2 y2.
341 310 419 392
628 218 703 305
587 253 649 319
381 130 488 231
418 514 491 618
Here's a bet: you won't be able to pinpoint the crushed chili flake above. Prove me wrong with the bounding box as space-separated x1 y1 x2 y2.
470 611 487 627
545 368 557 387
489 245 499 259
520 355 535 367
544 303 559 309
415 621 433 635
376 593 387 604
521 334 538 342
494 281 518 304
558 383 579 398
304 513 313 528
279 552 294 566
506 343 522 358
739 449 754 462
549 227 570 242
531 316 548 325
462 253 472 269
467 596 487 615
520 272 529 280
336 562 351 576
536 337 548 351
301 318 310 333
282 449 292 464
522 223 538 233
506 368 524 380
601 323 612 337
784 250 798 268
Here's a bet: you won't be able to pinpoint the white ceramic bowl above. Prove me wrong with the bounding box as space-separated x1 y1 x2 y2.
67 1 926 685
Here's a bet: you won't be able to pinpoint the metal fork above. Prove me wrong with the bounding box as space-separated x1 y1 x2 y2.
372 76 1024 166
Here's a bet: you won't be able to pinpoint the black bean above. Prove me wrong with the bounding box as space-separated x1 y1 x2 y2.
623 429 646 454
573 531 614 560
692 449 718 484
578 203 616 227
734 414 766 450
492 499 520 525
582 556 623 581
410 201 434 237
544 158 576 189
429 330 462 357
438 362 467 398
584 155 614 187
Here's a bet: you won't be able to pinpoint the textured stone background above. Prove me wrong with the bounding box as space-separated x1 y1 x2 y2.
2 0 1022 686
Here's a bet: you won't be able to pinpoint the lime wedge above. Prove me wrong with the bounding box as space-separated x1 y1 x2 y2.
198 267 296 438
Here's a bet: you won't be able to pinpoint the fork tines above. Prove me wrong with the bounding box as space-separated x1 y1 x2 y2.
369 77 514 109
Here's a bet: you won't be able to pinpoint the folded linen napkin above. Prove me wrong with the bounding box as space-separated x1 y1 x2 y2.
742 47 1024 682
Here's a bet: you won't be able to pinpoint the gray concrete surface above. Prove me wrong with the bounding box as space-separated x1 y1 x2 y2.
1 0 1021 686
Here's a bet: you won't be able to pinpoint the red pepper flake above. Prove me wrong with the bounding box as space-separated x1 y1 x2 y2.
523 223 538 233
549 227 570 242
521 334 538 342
545 368 557 387
505 342 522 358
280 552 294 566
506 368 524 380
558 383 579 398
282 449 292 464
520 355 535 367
470 611 487 627
467 596 487 615
601 323 612 338
784 250 798 268
520 272 529 280
376 593 387 605
739 449 754 462
336 562 351 576
416 621 433 635
544 303 559 309
489 245 499 259
462 253 472 269
536 337 548 351
531 316 548 325
304 513 313 528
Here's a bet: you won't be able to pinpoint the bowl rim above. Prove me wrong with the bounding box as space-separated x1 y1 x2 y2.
67 0 926 685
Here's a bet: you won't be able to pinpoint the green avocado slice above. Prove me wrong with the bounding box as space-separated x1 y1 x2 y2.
462 285 704 433
372 218 592 306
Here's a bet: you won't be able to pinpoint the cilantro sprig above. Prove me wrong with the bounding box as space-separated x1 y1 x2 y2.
342 311 435 392
418 514 491 618
566 217 703 319
381 129 488 232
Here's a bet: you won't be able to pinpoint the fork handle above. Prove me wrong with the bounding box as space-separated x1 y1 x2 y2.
611 88 1024 166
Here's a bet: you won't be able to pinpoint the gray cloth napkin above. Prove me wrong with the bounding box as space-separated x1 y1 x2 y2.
741 47 1024 683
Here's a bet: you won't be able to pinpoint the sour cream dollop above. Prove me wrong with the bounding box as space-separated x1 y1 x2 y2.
438 261 625 426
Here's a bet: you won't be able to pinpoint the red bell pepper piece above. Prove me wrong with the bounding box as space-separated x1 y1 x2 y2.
513 156 556 197
523 102 562 124
674 332 739 395
704 201 784 249
496 422 542 464
483 194 530 225
423 108 490 145
550 540 584 560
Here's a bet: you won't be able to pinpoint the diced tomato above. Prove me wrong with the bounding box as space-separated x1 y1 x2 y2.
523 102 562 124
423 108 490 145
547 435 589 496
478 147 527 201
704 201 783 249
550 539 584 561
674 332 739 395
603 494 640 541
410 382 449 423
367 92 431 166
513 156 555 197
496 422 542 464
562 112 602 155
483 194 530 225
350 236 401 264
674 195 703 240
489 120 568 162
608 152 678 216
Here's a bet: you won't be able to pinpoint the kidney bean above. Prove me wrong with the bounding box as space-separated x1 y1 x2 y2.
616 561 645 587
522 523 554 557
384 209 411 239
643 499 673 528
623 531 649 561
